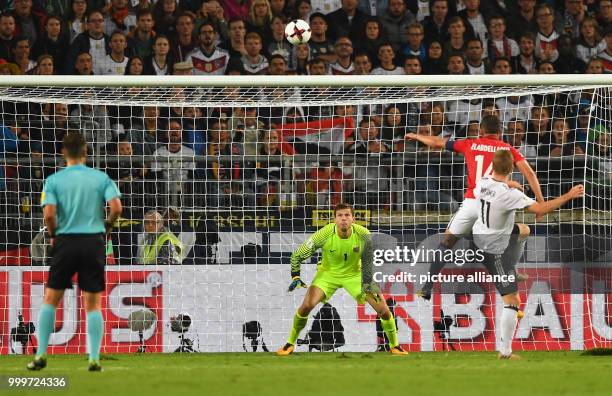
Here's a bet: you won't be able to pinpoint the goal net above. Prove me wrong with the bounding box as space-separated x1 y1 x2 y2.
0 75 610 354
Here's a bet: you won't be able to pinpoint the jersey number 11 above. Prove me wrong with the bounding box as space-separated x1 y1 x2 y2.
480 199 491 228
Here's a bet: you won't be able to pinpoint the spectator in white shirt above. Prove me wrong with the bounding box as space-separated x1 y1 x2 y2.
371 43 404 74
96 31 129 75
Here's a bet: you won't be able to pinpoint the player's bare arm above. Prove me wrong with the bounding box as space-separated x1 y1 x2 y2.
515 159 545 203
405 132 448 149
525 185 584 218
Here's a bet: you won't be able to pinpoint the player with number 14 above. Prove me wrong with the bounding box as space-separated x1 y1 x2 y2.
405 115 544 299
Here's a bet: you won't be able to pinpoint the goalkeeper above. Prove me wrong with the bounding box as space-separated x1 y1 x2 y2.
277 203 408 355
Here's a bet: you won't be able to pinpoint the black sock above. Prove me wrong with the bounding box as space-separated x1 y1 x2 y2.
421 242 449 294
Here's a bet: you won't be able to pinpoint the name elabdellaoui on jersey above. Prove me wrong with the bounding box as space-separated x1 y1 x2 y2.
186 47 229 75
473 177 535 254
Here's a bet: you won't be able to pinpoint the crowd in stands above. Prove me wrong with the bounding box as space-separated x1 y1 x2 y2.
0 0 610 76
1 96 608 212
0 0 610 212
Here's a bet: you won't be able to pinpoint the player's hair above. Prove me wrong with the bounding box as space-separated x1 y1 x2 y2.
481 114 501 135
492 149 514 176
63 133 87 159
334 203 354 216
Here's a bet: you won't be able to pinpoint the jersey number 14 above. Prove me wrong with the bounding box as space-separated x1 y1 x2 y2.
475 155 493 183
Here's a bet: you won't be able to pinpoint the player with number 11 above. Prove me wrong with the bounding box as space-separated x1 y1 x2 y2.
405 115 544 300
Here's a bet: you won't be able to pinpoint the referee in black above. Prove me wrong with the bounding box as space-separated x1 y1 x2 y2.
28 133 122 372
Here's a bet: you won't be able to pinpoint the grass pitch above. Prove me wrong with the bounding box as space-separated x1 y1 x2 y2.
2 351 611 396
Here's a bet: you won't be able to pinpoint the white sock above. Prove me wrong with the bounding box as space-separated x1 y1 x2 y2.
500 306 519 356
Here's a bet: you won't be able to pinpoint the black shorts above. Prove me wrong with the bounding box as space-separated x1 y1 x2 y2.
48 234 106 293
482 252 518 296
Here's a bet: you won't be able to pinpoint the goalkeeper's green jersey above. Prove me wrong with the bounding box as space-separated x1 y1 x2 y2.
291 223 371 278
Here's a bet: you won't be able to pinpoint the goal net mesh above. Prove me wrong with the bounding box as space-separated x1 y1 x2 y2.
0 83 610 354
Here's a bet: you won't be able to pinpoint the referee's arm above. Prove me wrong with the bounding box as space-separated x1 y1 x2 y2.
105 197 123 234
43 204 57 238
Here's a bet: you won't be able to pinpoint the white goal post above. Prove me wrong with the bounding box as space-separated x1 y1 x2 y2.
0 75 610 354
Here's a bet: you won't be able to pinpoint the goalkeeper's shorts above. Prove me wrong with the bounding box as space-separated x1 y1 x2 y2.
311 270 365 304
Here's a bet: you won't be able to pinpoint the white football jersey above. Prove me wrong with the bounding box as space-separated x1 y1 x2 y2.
95 55 128 75
186 47 229 75
473 177 535 254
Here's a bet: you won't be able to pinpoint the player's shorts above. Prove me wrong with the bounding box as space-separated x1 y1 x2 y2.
311 269 365 304
482 252 518 296
48 234 106 293
447 198 479 237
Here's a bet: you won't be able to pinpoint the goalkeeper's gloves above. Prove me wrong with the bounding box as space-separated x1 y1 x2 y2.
362 282 382 302
288 276 307 292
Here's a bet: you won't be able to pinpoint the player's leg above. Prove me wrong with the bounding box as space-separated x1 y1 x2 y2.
483 251 522 359
504 224 530 281
344 274 408 355
499 292 521 359
291 285 326 342
419 199 478 300
364 294 408 355
278 275 333 355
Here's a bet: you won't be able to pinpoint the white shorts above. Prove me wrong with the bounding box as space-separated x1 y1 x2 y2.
447 198 478 237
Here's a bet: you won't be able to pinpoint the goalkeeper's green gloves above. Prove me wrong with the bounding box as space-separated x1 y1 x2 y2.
362 282 382 303
288 276 307 292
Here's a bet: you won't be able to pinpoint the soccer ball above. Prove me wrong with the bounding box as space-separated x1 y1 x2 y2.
285 19 311 45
